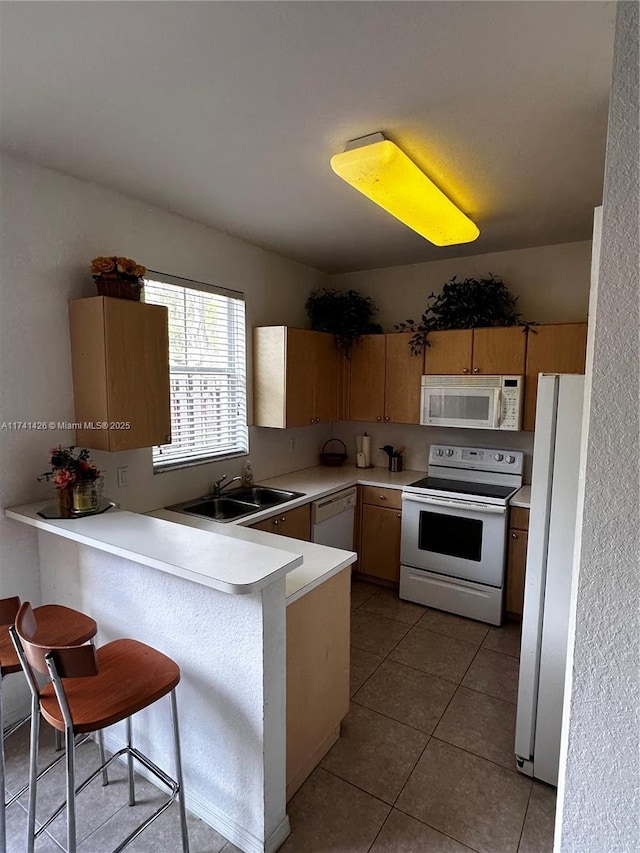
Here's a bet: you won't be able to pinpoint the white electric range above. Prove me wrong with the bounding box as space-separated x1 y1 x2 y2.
399 444 523 625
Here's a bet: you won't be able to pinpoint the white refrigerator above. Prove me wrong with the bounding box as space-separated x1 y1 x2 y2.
515 373 585 786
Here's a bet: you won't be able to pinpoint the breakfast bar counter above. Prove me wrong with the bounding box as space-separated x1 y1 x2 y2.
5 501 356 853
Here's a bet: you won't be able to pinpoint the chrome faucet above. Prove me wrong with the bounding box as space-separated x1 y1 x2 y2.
212 474 243 496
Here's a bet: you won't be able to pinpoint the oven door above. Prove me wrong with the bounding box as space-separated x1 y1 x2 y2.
401 493 507 587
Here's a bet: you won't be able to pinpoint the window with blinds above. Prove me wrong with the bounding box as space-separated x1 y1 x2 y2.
144 273 248 470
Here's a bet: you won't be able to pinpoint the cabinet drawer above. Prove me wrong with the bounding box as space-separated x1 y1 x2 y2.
510 506 530 530
360 485 402 510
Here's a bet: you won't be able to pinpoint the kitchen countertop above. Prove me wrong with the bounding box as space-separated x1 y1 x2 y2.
510 485 531 508
5 465 417 603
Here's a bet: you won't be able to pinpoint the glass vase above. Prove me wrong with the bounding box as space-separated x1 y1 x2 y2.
72 482 98 513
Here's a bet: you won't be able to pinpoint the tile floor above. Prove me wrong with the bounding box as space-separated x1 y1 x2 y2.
4 578 556 852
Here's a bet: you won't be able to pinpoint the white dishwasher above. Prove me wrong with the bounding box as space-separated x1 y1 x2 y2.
311 487 357 549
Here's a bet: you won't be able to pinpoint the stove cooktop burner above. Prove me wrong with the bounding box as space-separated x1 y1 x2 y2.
407 476 517 500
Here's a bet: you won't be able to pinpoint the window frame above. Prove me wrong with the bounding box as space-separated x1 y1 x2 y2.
144 270 248 473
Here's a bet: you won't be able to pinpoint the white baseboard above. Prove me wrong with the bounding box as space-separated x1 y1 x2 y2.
100 730 290 853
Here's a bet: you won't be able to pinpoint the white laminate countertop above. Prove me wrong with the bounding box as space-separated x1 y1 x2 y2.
4 502 305 595
510 485 531 509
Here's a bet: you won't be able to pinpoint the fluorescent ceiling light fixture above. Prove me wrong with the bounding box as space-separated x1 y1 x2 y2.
330 133 479 246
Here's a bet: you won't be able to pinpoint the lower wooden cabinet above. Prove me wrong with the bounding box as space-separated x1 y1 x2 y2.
286 568 350 800
356 487 402 584
506 506 530 617
249 504 311 541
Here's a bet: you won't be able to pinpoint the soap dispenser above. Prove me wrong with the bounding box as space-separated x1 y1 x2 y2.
241 460 254 487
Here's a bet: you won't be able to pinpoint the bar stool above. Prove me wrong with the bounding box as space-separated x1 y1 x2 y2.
0 596 104 853
12 602 190 853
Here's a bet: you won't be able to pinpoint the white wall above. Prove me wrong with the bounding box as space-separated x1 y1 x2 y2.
0 154 327 718
558 3 639 850
330 240 591 330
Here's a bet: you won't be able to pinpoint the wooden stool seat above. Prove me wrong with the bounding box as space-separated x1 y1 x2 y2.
1 604 97 676
39 638 180 733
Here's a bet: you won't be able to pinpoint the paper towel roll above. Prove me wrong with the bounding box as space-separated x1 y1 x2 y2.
362 434 371 468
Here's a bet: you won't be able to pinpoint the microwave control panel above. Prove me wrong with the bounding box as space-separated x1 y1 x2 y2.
500 375 523 430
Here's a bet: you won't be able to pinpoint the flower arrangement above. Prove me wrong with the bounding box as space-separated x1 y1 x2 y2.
91 256 146 282
39 446 101 490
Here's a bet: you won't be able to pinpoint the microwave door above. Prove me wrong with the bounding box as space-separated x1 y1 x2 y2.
423 387 498 429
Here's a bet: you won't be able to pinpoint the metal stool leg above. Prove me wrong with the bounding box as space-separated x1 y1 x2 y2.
26 696 39 853
65 723 77 853
126 716 135 806
170 689 190 853
0 675 6 853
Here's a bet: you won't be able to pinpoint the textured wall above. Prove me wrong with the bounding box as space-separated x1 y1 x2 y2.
557 3 640 850
38 532 288 851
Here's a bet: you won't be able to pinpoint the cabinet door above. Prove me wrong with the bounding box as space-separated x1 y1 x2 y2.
472 326 527 376
349 335 386 422
424 329 473 374
384 333 422 424
524 323 588 430
71 297 171 452
506 528 528 616
251 504 311 541
313 332 341 424
285 329 315 427
286 568 350 800
359 504 402 583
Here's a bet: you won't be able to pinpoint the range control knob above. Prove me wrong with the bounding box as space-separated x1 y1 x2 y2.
506 455 516 464
494 453 504 462
446 449 454 457
435 449 444 457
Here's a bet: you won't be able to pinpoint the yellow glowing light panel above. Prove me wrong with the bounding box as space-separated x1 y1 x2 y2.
331 139 479 246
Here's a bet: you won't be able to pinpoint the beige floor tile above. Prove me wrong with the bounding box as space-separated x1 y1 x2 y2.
434 686 517 768
351 578 380 610
351 610 411 657
350 646 384 696
389 627 478 683
461 648 520 704
360 588 426 625
417 609 491 645
482 621 522 659
353 659 456 734
279 767 390 853
518 782 557 853
396 739 531 853
320 703 429 804
371 809 475 852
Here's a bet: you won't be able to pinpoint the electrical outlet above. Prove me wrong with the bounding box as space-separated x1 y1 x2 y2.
116 466 129 488
289 438 296 452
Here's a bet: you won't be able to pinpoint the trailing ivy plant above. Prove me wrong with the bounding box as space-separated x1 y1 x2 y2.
395 274 533 356
305 288 382 357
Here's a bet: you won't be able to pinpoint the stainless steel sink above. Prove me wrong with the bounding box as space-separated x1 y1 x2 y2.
228 486 305 508
165 487 305 523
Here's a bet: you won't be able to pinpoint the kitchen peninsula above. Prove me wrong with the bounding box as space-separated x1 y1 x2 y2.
4 501 356 853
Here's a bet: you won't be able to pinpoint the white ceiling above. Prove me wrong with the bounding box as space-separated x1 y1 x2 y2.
0 1 616 273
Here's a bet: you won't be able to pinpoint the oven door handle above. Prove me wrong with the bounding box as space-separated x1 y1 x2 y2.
402 494 507 515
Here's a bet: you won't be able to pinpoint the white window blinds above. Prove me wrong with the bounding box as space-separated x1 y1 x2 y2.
144 273 248 470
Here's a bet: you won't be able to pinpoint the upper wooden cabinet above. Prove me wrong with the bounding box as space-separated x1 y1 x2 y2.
69 297 171 452
253 327 342 428
349 333 423 424
424 326 527 376
523 323 588 430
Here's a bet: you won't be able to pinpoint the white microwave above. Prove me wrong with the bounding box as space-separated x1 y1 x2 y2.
420 375 523 430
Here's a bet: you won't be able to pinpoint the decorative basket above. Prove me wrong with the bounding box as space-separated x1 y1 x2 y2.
95 277 142 302
320 438 348 467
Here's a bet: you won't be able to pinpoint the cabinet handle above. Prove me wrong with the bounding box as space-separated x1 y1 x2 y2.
281 516 287 523
273 519 279 526
462 367 469 374
384 416 390 422
397 513 401 519
473 367 479 374
376 416 382 421
512 532 518 539
379 495 387 501
309 417 315 423
316 418 321 423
